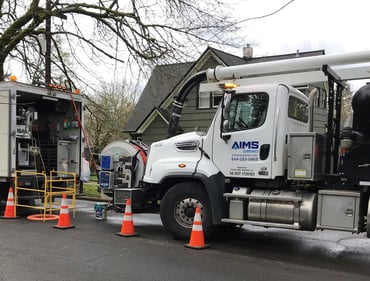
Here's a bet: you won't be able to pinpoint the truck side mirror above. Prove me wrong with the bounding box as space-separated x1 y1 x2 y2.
220 90 235 142
223 93 232 119
222 120 229 131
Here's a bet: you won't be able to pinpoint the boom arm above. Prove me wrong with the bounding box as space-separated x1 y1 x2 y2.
206 50 370 81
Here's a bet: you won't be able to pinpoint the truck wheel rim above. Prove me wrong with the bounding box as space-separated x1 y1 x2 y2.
175 198 203 228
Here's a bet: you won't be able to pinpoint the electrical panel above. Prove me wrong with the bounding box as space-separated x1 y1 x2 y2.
101 155 113 170
57 140 79 174
99 171 114 189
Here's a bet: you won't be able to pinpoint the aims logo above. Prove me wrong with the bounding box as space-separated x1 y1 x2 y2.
232 141 259 150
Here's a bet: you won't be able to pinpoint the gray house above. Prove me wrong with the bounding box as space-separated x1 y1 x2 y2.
124 47 327 145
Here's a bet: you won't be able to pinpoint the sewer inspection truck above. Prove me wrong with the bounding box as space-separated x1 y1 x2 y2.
0 77 84 206
98 50 370 240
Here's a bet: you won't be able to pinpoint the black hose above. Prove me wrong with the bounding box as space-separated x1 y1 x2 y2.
167 71 207 138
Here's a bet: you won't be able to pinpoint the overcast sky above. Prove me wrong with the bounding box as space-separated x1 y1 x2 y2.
233 0 370 56
10 0 370 91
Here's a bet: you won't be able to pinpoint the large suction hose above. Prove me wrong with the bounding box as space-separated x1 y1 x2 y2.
167 71 207 138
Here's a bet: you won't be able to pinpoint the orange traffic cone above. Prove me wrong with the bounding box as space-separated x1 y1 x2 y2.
53 193 75 229
116 199 138 237
2 187 17 219
184 205 209 249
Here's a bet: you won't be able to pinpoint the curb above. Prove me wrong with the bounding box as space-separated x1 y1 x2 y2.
76 195 112 203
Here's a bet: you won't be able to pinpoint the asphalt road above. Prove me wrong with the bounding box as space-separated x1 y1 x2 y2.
0 200 369 281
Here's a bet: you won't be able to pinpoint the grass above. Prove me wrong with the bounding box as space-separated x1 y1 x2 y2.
82 176 100 198
90 175 98 182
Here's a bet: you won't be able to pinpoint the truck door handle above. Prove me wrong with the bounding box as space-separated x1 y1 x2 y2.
344 209 353 217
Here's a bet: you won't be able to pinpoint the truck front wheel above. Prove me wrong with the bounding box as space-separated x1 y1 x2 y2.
160 182 213 240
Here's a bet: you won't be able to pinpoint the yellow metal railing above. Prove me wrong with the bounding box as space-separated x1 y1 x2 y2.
14 170 77 221
48 170 77 218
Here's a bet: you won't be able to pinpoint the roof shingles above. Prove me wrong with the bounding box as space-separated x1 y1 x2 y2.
124 62 193 132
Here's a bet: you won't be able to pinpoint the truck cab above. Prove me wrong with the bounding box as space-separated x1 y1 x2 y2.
207 83 309 181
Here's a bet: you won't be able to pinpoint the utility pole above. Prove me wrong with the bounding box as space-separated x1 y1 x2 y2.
45 0 51 84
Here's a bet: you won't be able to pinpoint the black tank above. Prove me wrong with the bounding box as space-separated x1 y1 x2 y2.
352 83 370 137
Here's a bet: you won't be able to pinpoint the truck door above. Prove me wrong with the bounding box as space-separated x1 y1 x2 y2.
211 86 277 179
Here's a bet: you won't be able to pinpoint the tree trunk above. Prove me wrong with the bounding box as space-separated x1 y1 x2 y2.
0 62 4 81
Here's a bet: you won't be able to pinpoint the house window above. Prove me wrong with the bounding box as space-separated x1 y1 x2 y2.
198 92 223 109
212 93 223 108
198 92 210 109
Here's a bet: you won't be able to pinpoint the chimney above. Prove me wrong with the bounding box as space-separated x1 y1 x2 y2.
243 44 253 59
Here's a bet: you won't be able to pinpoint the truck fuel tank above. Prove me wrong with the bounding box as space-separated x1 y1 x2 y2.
226 188 318 231
247 190 317 231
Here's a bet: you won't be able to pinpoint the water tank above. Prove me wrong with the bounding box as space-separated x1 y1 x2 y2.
100 140 148 188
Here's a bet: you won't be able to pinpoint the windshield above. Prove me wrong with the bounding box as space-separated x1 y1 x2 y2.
223 92 269 132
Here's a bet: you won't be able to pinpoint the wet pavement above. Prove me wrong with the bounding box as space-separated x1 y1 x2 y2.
0 199 369 281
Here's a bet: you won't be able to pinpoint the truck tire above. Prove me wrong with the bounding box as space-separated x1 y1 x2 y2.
160 182 213 240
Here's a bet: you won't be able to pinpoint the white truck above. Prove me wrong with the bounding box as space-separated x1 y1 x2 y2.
0 78 84 206
98 51 370 239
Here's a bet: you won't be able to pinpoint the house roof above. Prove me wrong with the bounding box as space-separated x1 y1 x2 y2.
124 62 194 132
124 47 247 133
208 48 247 66
245 49 325 63
208 47 325 65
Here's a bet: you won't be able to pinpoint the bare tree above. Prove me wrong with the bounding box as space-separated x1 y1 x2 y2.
84 81 135 152
0 0 240 87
